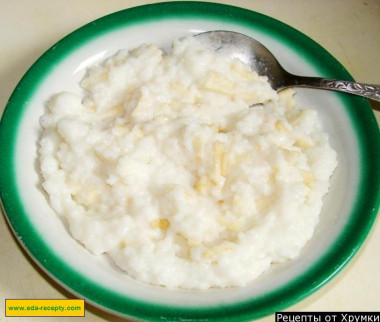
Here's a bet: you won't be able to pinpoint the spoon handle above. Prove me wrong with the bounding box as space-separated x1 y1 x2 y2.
288 76 380 102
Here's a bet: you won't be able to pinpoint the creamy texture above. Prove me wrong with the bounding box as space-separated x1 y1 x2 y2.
39 37 337 289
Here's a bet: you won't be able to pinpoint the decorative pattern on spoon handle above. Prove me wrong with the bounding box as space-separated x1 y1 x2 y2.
321 79 380 102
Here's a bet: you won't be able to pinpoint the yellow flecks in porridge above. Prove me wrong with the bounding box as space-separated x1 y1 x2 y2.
39 36 337 289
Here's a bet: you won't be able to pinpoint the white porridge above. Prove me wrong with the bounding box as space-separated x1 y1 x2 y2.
38 36 337 289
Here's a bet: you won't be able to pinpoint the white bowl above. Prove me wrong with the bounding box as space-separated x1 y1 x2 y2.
0 2 379 321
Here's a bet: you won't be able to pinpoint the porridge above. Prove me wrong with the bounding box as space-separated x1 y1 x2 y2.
39 36 337 289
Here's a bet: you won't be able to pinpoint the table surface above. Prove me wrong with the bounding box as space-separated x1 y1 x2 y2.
1 1 379 321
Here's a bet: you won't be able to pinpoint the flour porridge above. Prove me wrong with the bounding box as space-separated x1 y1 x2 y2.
38 36 337 289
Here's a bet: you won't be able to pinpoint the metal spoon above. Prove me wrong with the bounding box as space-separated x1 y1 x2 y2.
195 30 380 102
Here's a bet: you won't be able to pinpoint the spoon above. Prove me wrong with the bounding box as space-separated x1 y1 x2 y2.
195 30 380 102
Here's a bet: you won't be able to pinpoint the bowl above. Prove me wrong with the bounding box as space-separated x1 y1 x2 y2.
0 2 379 321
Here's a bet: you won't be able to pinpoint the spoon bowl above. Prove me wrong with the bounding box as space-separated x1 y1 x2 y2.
195 30 380 102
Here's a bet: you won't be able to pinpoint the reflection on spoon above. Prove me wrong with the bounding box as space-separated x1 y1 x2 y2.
195 30 380 102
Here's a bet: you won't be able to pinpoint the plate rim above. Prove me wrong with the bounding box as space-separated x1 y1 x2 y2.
0 1 379 321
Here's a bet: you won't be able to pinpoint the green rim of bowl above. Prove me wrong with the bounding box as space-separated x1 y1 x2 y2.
0 2 379 321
